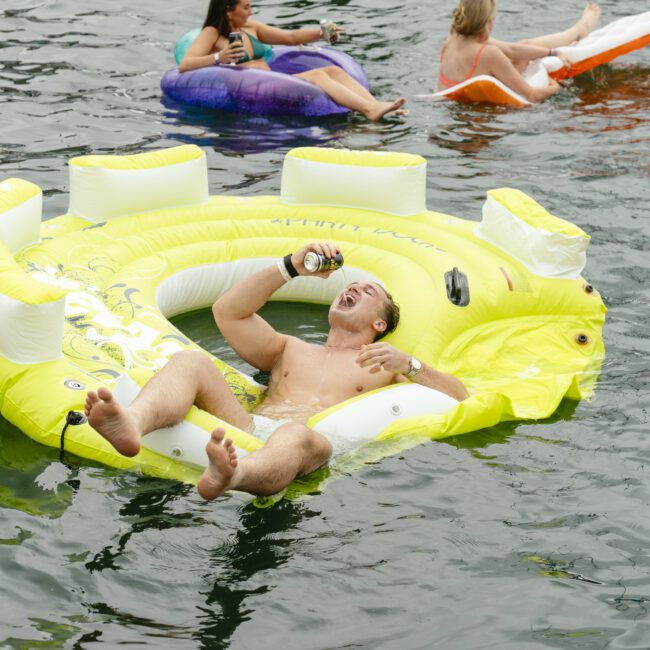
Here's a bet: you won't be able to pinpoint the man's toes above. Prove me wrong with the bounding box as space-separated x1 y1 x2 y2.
97 386 112 402
211 428 226 444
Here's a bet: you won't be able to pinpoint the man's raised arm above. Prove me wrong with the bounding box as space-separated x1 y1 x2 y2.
212 242 341 371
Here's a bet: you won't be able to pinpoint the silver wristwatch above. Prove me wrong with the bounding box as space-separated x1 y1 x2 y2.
406 356 422 378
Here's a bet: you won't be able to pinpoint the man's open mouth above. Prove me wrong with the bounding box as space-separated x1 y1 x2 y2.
338 292 357 309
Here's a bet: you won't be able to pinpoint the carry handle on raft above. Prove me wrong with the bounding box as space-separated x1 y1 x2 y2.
445 267 470 307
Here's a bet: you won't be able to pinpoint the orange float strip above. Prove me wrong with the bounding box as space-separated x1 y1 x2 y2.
550 33 650 81
443 79 528 107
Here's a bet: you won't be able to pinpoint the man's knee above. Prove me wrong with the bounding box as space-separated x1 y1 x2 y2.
170 350 212 371
168 350 221 387
300 426 332 473
270 423 332 472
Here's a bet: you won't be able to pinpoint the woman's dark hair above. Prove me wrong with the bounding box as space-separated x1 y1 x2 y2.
203 0 240 35
374 289 401 342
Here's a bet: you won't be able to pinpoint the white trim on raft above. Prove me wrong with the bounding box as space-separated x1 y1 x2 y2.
155 258 382 318
0 293 65 364
0 191 42 254
112 374 241 466
312 384 458 456
69 155 209 222
475 195 588 279
281 156 427 217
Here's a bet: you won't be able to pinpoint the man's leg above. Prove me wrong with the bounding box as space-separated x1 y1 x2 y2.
197 422 333 500
85 351 253 457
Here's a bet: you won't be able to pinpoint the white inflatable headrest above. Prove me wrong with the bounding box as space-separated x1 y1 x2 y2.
475 188 590 279
68 145 209 222
0 178 42 254
281 147 427 216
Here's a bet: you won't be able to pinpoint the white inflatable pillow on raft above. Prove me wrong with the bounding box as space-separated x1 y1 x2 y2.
281 147 427 216
475 188 589 279
69 145 209 222
0 178 42 254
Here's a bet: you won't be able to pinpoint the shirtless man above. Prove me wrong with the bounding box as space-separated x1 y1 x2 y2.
85 242 468 501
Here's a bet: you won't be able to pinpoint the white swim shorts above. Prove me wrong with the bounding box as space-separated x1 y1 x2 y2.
251 414 290 443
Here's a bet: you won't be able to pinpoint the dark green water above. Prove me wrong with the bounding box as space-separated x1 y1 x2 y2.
1 0 649 647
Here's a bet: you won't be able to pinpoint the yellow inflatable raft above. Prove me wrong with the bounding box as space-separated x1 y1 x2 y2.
0 145 606 484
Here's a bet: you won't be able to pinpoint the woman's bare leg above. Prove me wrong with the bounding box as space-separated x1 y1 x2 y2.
242 60 270 70
320 65 376 102
197 422 332 500
84 351 252 457
296 68 406 120
521 2 601 49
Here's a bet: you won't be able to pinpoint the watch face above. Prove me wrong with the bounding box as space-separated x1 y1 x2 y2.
409 357 422 375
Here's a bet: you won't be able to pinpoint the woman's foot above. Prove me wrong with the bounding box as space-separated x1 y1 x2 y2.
576 2 601 40
197 428 239 500
85 387 142 457
365 98 408 121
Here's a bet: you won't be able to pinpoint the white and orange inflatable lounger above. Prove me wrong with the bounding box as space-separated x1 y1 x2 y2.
422 11 650 107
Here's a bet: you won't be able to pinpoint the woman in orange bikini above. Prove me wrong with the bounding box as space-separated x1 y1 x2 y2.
438 0 601 103
180 0 407 121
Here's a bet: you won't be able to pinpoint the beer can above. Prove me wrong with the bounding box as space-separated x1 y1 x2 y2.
319 19 339 44
228 32 244 64
304 251 344 273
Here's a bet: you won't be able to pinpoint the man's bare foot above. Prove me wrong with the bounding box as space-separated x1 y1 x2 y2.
365 98 407 121
576 2 601 40
85 387 142 457
197 428 239 500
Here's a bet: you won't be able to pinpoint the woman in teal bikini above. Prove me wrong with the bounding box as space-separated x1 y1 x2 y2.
438 0 601 103
180 0 407 121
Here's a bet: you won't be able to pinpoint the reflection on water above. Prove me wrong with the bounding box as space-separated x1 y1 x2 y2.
197 501 313 648
161 96 350 154
572 63 650 113
428 105 514 156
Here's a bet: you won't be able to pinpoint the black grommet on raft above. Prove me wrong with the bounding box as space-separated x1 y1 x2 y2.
60 410 88 462
575 333 591 345
583 284 595 294
445 267 470 307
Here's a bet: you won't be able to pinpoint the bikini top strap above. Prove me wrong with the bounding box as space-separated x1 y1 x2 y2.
466 43 487 79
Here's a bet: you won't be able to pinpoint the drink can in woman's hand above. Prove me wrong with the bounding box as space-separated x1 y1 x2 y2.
304 251 344 273
228 32 244 64
319 19 339 44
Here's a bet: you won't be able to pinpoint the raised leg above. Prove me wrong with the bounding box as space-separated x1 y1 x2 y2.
320 65 376 103
520 2 601 49
85 351 252 457
295 67 407 121
197 422 332 500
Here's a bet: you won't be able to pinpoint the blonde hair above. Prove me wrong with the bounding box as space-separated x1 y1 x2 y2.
451 0 496 36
